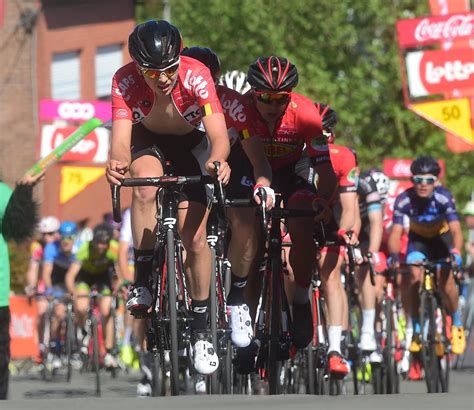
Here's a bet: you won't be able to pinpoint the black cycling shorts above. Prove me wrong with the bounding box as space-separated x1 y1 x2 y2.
226 142 254 200
130 123 213 207
407 232 452 260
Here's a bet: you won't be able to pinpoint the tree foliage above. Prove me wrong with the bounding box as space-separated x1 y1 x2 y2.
137 0 473 208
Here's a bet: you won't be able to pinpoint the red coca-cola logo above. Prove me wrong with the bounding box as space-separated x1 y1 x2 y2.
51 127 99 162
384 159 413 178
414 15 473 43
397 12 474 47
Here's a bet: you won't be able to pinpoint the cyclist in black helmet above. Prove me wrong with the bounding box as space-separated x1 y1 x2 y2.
106 20 230 375
182 46 274 350
388 155 466 357
65 222 119 369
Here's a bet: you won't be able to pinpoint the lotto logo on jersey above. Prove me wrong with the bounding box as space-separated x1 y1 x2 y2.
116 75 136 101
220 95 246 122
184 70 209 99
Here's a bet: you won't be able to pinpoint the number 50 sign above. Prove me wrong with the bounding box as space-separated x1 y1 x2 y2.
410 98 473 144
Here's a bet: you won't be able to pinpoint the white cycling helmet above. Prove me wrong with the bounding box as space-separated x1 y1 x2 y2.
218 70 251 94
38 216 60 234
369 168 390 200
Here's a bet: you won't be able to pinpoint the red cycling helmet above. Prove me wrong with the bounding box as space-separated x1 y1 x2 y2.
247 56 298 92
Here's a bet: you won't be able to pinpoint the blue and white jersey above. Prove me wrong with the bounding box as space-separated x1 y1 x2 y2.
392 186 459 239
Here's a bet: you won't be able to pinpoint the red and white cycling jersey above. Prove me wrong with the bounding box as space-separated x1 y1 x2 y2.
216 85 259 146
111 56 222 128
246 92 322 170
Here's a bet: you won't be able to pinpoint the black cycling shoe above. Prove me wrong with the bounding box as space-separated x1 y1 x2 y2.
291 302 313 349
233 340 259 375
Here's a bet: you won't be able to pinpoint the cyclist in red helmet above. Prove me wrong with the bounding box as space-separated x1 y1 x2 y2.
106 20 231 375
242 56 355 376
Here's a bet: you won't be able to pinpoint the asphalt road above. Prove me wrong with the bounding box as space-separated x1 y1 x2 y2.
3 363 473 410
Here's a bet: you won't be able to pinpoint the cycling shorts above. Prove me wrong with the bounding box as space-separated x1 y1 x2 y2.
226 142 254 200
406 232 452 262
75 270 112 296
131 123 213 207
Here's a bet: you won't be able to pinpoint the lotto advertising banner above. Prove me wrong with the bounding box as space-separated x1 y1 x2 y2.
40 125 110 164
396 4 474 153
396 12 474 47
405 49 474 98
39 100 111 123
9 296 39 359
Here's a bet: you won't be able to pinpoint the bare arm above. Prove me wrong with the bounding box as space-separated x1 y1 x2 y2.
241 136 271 188
25 260 40 294
42 262 54 289
387 223 404 255
367 207 383 253
353 199 362 237
339 192 357 233
65 262 82 294
202 113 231 183
106 119 132 185
448 220 464 252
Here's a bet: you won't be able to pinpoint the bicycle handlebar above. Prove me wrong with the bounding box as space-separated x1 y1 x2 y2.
111 174 215 224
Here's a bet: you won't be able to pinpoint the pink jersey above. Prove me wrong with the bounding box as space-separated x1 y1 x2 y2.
112 56 222 127
216 85 259 146
247 92 323 170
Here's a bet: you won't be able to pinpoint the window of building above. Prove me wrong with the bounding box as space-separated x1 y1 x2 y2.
95 44 123 99
51 51 81 100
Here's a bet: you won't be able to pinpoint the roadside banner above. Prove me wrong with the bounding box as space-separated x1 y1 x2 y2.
9 296 39 359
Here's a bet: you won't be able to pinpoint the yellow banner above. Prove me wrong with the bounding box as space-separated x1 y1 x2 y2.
410 98 474 144
60 166 105 204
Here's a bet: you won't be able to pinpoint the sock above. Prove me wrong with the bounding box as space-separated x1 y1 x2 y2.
361 309 376 335
191 298 209 333
452 309 463 328
123 326 133 346
328 325 342 354
227 273 247 306
133 248 154 288
293 284 310 305
412 316 421 334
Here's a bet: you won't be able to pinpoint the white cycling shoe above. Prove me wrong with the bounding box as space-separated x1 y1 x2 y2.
359 332 377 352
126 286 153 314
228 304 253 348
191 332 219 375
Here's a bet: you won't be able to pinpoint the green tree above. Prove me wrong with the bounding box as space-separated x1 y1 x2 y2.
138 0 474 207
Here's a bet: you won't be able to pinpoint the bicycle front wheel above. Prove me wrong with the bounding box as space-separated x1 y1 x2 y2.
420 292 440 393
166 229 180 396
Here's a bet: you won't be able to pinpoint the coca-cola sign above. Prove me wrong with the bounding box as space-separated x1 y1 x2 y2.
405 49 474 98
397 12 473 47
39 125 110 163
384 159 445 179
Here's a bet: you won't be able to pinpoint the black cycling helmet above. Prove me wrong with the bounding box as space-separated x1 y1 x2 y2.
247 56 298 92
181 46 221 80
92 223 113 243
316 103 337 131
129 20 183 69
410 155 441 176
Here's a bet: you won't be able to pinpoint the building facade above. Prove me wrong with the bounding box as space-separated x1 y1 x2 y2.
0 0 134 225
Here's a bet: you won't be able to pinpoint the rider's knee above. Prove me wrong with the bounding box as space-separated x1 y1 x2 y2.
181 229 207 254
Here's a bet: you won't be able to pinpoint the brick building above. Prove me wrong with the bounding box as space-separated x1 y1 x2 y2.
0 0 134 225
